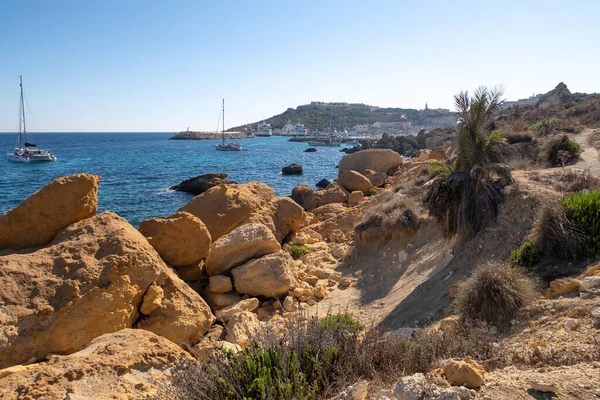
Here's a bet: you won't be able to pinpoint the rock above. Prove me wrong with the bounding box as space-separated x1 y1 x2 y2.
193 340 242 362
364 169 388 187
316 178 331 188
564 318 579 331
208 275 233 294
283 296 295 311
305 147 317 153
394 373 433 400
546 277 581 298
175 260 206 281
205 223 281 276
225 311 261 349
139 211 211 267
0 173 100 250
292 184 315 209
0 212 214 369
312 203 348 221
338 149 403 177
529 379 558 393
442 357 485 389
140 282 164 315
241 197 305 243
580 276 600 291
338 170 373 193
537 82 572 109
170 173 235 195
321 183 349 205
335 380 369 400
306 200 370 239
202 290 242 310
216 298 260 321
178 181 274 240
0 329 194 400
449 281 463 299
231 252 296 297
434 316 461 337
282 163 304 175
348 191 365 206
289 228 323 245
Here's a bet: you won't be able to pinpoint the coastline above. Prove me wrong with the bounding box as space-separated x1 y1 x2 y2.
169 131 252 140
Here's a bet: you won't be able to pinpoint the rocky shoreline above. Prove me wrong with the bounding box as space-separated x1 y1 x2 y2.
169 131 251 140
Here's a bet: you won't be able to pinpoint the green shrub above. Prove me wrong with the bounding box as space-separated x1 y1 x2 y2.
317 314 363 334
547 135 581 166
364 188 379 197
290 245 311 260
510 241 541 267
530 118 556 135
560 191 600 257
454 264 537 328
428 161 452 177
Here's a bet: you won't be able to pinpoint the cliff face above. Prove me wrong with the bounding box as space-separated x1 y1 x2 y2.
537 82 573 109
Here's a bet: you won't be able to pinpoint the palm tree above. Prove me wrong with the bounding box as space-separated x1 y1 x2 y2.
425 86 513 237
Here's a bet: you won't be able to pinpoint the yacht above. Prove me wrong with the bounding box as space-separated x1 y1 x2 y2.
293 123 308 136
256 122 272 137
215 99 242 151
7 76 57 163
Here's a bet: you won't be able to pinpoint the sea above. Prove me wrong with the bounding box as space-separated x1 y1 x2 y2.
0 133 347 227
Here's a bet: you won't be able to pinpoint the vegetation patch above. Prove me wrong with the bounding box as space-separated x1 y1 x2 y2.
169 313 497 400
560 191 600 257
354 192 419 243
530 118 557 135
454 264 537 328
505 132 534 144
364 188 379 197
290 245 312 260
547 135 581 166
510 240 542 268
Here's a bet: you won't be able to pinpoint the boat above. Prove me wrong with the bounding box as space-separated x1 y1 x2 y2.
256 122 272 137
293 123 308 136
215 99 242 151
7 76 57 163
307 138 342 147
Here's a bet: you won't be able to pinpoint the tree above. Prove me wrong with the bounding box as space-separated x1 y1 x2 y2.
425 86 513 237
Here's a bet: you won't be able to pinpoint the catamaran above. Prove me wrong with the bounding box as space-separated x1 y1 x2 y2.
215 99 242 151
7 76 56 163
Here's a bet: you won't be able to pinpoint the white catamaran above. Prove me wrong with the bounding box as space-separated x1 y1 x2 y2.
7 76 57 163
215 99 242 151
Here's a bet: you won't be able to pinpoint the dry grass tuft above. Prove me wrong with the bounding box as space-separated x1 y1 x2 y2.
354 192 420 243
534 203 583 261
454 263 537 328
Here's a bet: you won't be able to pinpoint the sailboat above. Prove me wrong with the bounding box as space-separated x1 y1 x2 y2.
215 99 242 151
7 76 57 163
308 110 342 147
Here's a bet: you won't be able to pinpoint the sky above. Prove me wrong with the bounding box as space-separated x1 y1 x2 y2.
0 0 599 132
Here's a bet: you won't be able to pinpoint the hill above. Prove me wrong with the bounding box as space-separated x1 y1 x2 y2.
230 102 458 132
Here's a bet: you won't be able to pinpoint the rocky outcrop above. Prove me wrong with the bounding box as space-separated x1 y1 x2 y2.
321 183 349 206
537 82 573 109
231 251 296 297
215 298 259 321
348 191 364 207
225 311 261 349
304 147 317 153
338 149 403 176
292 184 315 208
0 329 193 400
243 197 305 242
316 178 331 188
139 211 211 267
169 173 235 195
178 181 274 240
282 163 303 175
0 212 214 369
312 203 347 222
364 170 387 187
205 223 281 276
303 200 371 239
0 173 100 250
338 170 373 193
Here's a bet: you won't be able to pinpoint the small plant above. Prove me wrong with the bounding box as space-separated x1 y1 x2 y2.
317 314 363 334
510 241 541 267
428 161 452 177
290 245 311 260
454 263 537 328
364 188 379 197
505 133 534 144
535 204 583 261
560 190 600 257
547 135 581 166
530 118 556 135
355 192 419 242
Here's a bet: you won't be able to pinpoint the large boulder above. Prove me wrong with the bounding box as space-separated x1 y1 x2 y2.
0 173 100 250
338 170 373 193
205 223 281 276
170 173 235 195
303 200 371 239
364 169 388 187
338 149 403 177
0 329 193 400
231 251 296 297
178 182 275 240
441 357 485 389
0 211 214 369
320 183 348 205
242 197 305 242
316 178 331 189
138 211 211 267
225 311 261 349
282 163 303 175
291 184 315 209
312 203 347 222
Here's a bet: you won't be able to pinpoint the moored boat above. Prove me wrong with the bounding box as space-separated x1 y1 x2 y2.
215 99 242 151
256 122 272 137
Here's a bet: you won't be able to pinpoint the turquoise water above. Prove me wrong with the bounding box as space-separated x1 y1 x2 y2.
0 133 346 226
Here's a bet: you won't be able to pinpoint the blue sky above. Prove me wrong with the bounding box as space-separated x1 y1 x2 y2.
0 0 598 132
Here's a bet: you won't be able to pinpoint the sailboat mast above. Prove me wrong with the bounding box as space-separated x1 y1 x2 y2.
19 75 27 147
222 99 225 146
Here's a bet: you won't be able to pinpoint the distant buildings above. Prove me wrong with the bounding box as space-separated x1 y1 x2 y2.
503 94 543 108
